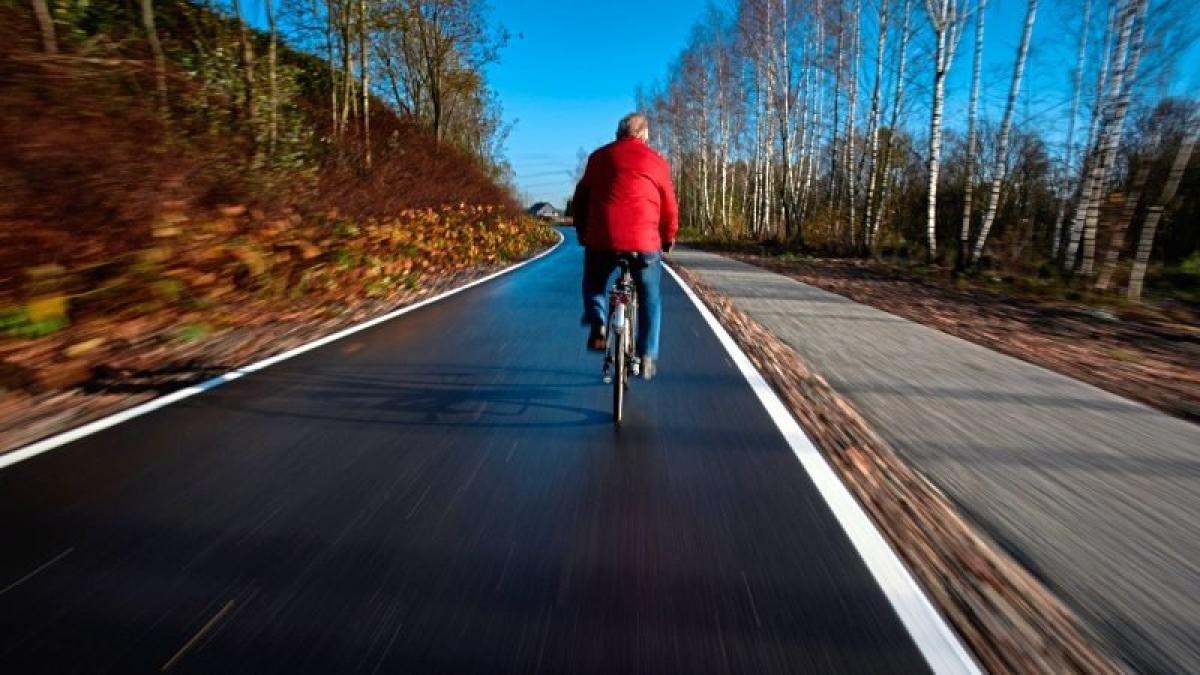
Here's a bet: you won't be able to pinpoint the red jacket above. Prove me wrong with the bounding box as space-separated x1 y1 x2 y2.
572 137 678 252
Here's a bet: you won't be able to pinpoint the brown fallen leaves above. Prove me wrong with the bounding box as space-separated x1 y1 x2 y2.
673 264 1123 675
0 207 557 449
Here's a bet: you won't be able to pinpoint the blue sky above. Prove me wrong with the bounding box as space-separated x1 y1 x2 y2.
486 1 710 207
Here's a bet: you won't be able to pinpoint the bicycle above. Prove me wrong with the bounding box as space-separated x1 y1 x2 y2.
602 253 641 425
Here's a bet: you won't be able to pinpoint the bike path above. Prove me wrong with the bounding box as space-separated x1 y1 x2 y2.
672 247 1200 674
0 231 950 673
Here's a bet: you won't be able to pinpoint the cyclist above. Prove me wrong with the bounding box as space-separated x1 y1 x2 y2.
572 112 678 380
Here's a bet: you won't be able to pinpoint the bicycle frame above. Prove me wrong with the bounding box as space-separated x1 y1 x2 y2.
603 256 640 424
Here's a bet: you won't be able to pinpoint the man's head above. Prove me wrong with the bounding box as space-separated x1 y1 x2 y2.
616 113 650 142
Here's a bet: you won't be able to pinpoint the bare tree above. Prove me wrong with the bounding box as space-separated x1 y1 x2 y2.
31 0 57 54
266 0 279 153
868 0 913 248
921 0 966 260
139 0 168 112
1070 0 1147 276
862 0 890 247
1051 0 1092 260
1128 121 1197 301
231 0 257 131
1095 139 1154 290
969 0 1037 265
359 0 370 167
957 0 984 266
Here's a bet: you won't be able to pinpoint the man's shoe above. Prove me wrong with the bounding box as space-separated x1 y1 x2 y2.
587 324 607 352
641 356 656 381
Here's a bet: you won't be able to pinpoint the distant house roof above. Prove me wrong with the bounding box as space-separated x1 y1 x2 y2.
528 202 562 218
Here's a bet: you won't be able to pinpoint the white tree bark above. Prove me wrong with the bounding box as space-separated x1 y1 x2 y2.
1079 0 1146 277
1065 2 1121 271
958 0 985 265
969 0 1037 265
845 0 862 247
1128 123 1197 301
921 0 965 261
1095 143 1153 290
1051 0 1092 259
862 0 890 248
869 0 912 248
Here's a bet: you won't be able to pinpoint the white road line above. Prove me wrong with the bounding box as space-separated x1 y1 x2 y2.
0 232 565 472
0 547 74 596
161 599 237 671
664 263 982 675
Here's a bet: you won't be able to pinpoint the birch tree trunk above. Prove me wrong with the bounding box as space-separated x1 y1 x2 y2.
1127 124 1197 301
1079 0 1146 278
922 0 964 261
862 0 889 249
140 0 168 112
1065 2 1122 271
958 0 985 267
869 0 912 248
31 0 56 54
1095 144 1152 290
969 0 1037 265
1052 0 1091 259
845 0 862 248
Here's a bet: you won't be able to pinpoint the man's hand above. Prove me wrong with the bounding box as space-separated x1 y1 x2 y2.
663 240 675 255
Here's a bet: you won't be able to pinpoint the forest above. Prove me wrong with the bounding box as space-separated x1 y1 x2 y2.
641 0 1198 303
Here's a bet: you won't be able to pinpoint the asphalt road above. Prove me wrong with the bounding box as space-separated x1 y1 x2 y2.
1 232 943 674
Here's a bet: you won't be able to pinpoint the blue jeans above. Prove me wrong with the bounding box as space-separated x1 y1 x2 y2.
582 249 663 359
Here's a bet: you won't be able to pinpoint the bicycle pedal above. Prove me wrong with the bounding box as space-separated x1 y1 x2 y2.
603 375 613 384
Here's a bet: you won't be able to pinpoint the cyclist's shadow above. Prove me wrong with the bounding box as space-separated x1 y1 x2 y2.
203 363 613 429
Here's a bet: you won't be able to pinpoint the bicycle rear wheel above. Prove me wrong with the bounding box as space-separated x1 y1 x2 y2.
612 323 626 424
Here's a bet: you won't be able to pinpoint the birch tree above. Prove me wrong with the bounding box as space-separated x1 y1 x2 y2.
1051 0 1092 259
1127 121 1196 301
868 0 912 248
861 0 889 247
1094 139 1154 290
969 0 1037 265
921 0 966 260
957 0 984 266
1070 0 1147 276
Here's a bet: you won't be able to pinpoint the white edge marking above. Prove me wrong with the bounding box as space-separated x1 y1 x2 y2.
0 231 565 472
664 262 982 675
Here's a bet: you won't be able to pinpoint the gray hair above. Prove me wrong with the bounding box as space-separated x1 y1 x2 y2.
616 113 650 141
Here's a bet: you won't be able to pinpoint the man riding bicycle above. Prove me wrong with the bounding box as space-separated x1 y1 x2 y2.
572 113 679 381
